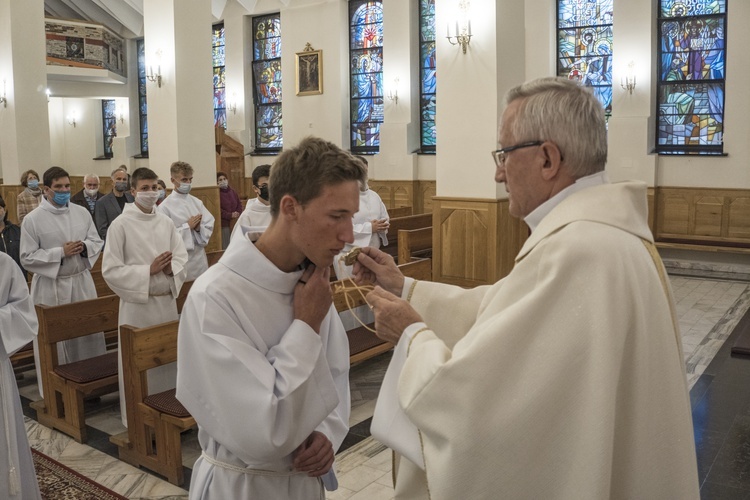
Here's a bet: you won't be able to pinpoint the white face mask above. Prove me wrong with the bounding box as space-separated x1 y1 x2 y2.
135 191 160 210
176 182 192 194
84 188 98 198
218 180 228 189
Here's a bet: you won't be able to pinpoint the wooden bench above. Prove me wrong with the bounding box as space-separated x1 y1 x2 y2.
90 269 115 297
383 213 432 260
30 295 120 443
110 321 195 486
399 257 432 281
388 206 413 218
398 227 432 265
206 249 224 267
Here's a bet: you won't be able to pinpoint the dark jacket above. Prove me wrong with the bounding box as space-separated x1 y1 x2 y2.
71 189 104 219
94 191 134 240
0 222 26 279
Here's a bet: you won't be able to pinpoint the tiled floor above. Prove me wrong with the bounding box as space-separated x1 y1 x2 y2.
17 274 750 499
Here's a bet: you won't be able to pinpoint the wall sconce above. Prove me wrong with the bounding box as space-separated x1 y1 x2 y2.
387 78 399 104
229 93 238 114
45 88 51 103
0 80 7 108
67 112 78 127
147 50 162 88
115 102 125 123
446 0 472 54
621 61 636 94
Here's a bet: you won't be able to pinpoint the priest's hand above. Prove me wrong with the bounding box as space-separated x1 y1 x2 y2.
294 264 332 334
292 431 334 477
150 251 173 275
367 286 424 344
188 214 202 231
63 240 84 257
353 247 405 296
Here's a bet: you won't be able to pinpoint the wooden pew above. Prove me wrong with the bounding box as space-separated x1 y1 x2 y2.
382 213 432 260
110 321 195 486
30 295 120 443
90 270 115 297
206 249 224 267
397 227 432 265
400 257 432 281
388 206 412 218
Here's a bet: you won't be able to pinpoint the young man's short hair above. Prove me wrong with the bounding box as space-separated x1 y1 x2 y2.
130 167 159 189
43 166 70 187
269 137 366 216
216 171 228 181
252 165 271 186
170 161 193 178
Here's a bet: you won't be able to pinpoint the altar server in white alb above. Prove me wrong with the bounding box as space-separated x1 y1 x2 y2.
230 164 272 242
355 78 700 499
0 253 41 500
20 166 106 398
333 155 389 280
177 137 365 499
158 161 214 280
102 167 188 426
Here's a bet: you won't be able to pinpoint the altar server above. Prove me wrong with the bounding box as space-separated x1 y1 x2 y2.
20 167 106 397
0 253 41 500
177 137 366 499
102 167 188 426
230 164 272 242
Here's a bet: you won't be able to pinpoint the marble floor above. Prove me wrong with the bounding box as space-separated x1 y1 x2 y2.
17 274 750 499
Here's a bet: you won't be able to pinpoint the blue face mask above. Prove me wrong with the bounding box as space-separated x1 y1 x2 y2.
27 179 39 189
158 189 166 201
51 191 71 206
177 182 192 194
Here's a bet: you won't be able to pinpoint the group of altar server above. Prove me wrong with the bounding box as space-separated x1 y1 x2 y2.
3 76 704 500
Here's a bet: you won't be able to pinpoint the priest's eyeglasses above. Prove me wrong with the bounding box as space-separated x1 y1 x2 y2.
491 141 543 167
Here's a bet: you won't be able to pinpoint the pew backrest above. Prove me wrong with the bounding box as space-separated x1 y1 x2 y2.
398 227 432 265
36 295 120 346
388 206 413 219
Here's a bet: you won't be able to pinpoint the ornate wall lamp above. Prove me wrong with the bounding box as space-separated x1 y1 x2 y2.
68 111 78 127
147 50 163 87
387 78 399 104
447 0 472 54
0 80 7 108
621 61 636 94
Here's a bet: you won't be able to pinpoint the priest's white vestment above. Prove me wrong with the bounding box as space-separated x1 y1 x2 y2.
376 181 700 499
333 188 389 280
176 235 350 499
102 203 188 426
230 197 272 242
0 253 41 500
158 191 214 280
20 197 106 397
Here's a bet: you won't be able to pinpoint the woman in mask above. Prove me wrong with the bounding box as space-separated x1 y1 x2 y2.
0 197 26 279
16 169 42 225
217 171 243 249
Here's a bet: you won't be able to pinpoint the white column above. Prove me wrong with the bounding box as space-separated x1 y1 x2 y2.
0 0 51 184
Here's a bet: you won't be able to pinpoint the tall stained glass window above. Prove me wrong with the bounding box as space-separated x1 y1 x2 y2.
252 14 282 151
213 23 227 129
419 0 436 152
102 99 116 158
657 0 726 154
349 0 383 153
557 0 614 118
136 39 148 156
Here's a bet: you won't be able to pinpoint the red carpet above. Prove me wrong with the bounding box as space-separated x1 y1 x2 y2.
31 447 128 500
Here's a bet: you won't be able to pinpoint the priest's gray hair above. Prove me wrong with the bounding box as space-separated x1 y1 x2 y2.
269 136 367 217
505 77 607 178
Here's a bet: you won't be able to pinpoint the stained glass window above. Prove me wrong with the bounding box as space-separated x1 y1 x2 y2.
213 23 227 129
252 14 282 151
102 99 116 158
136 39 148 155
420 0 436 152
557 0 614 118
657 0 726 155
349 0 383 153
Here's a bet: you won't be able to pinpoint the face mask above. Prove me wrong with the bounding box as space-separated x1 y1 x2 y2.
259 185 269 201
84 188 98 198
27 179 39 189
115 181 129 192
158 189 166 201
51 191 70 206
135 191 160 210
218 180 229 189
176 182 192 194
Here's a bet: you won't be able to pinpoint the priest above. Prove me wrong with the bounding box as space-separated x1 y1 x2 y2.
102 167 188 426
176 137 366 499
356 78 700 499
158 161 214 280
20 166 106 398
0 252 41 500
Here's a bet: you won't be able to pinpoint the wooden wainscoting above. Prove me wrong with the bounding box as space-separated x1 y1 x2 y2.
655 187 750 245
432 197 528 287
190 186 222 253
368 180 435 215
69 175 114 195
0 185 24 225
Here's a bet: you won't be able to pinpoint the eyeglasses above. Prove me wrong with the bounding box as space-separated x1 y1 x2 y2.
491 141 543 167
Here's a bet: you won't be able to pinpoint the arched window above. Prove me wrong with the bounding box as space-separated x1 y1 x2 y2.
252 13 282 151
213 23 227 129
136 39 148 156
420 0 436 152
657 1 726 155
349 0 383 154
557 0 614 119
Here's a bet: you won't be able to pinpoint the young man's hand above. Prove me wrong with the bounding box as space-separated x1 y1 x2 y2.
293 265 332 333
292 431 334 477
188 214 202 231
150 251 173 275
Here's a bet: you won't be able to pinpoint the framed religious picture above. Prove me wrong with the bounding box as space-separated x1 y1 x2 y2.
296 44 323 96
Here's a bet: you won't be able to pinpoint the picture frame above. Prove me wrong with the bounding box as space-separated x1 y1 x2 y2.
295 48 323 96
